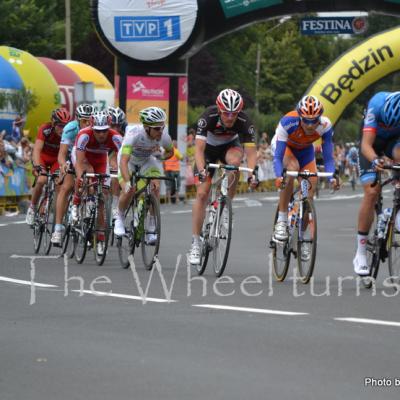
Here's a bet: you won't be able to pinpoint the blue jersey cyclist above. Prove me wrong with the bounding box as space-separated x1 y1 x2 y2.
51 103 95 246
272 95 339 245
346 145 359 166
353 91 400 275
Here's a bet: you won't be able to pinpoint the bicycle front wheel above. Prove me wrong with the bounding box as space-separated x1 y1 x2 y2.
42 194 56 255
117 205 136 269
93 199 111 266
141 194 161 270
212 196 232 277
33 218 43 254
196 208 212 276
296 199 317 284
363 214 381 289
387 218 400 288
74 204 89 264
271 205 291 282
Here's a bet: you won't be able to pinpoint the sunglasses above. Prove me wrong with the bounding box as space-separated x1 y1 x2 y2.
301 117 320 125
221 111 239 118
151 126 164 131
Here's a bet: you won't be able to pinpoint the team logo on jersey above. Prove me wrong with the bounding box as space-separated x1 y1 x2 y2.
197 118 207 128
43 128 52 137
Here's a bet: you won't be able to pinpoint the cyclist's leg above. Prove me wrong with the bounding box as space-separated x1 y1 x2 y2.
109 152 120 215
278 147 300 213
297 146 318 200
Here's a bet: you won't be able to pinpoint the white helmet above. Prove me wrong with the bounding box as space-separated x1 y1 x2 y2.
216 89 243 113
76 103 96 119
107 106 126 125
90 111 110 130
139 107 167 126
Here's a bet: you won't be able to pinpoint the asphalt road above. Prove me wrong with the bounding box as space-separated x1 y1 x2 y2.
1 186 400 400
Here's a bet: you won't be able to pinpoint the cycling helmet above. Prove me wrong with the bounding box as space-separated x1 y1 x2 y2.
51 108 71 124
139 107 167 126
297 95 324 119
107 106 126 125
90 111 110 130
76 103 95 119
216 89 243 113
382 92 400 127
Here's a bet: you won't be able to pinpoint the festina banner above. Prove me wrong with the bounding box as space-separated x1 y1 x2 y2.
301 17 367 35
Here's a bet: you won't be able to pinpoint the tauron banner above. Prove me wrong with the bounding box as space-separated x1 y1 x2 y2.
306 26 400 125
219 0 283 18
97 0 198 61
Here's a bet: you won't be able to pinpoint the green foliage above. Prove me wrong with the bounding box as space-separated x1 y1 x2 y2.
188 105 206 128
0 87 38 116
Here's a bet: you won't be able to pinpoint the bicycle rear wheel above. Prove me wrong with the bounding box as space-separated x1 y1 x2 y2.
43 194 56 255
196 208 212 276
212 196 232 277
33 195 47 254
296 199 317 284
387 217 400 288
93 198 111 266
74 203 89 264
363 222 380 289
141 194 161 270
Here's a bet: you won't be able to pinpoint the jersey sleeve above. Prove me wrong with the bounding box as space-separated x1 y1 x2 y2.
36 125 45 141
195 109 211 141
239 118 256 146
61 121 78 146
121 129 137 156
321 127 335 174
76 133 90 152
363 92 385 135
272 121 288 177
161 132 173 151
111 133 123 152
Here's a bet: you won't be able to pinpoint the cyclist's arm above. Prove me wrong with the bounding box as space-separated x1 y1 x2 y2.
58 143 69 167
120 145 132 183
361 132 378 163
194 138 206 172
273 140 287 177
32 139 44 167
244 143 257 170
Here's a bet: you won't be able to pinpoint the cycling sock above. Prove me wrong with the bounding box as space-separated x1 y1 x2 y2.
112 195 119 209
192 235 200 245
277 211 288 223
55 224 64 232
357 232 368 256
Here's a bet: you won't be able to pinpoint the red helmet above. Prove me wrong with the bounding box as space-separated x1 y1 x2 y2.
51 108 71 124
216 89 243 113
297 95 324 119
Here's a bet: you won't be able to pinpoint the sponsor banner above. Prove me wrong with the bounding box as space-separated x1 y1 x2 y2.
306 26 400 125
97 0 198 61
58 85 75 115
301 17 367 35
0 165 31 196
219 0 282 18
127 76 169 100
178 76 188 125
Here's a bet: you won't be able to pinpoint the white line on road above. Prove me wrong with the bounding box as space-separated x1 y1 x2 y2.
73 290 176 303
334 317 400 328
170 210 192 214
0 276 58 288
193 304 308 316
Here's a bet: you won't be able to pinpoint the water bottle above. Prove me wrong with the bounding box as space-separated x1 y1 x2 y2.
86 196 95 218
377 208 392 239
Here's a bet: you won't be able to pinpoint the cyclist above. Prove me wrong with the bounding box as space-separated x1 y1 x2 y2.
188 89 259 265
113 107 174 244
72 111 123 255
26 108 71 225
346 143 359 178
271 95 339 247
50 103 95 246
107 106 128 220
353 91 400 275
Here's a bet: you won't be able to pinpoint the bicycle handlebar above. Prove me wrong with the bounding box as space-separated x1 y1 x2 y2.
285 170 333 178
84 172 119 179
371 164 400 187
207 163 254 173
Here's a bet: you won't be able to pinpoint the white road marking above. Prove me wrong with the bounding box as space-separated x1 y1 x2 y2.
0 276 58 288
244 199 262 207
334 317 400 328
170 210 192 214
73 289 176 303
0 220 26 227
193 304 308 316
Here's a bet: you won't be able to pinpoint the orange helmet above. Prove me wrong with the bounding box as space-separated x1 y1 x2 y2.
297 95 324 120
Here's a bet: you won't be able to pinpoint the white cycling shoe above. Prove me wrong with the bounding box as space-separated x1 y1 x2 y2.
353 253 370 276
114 215 125 236
26 207 35 226
273 221 288 242
51 230 63 246
97 241 105 256
300 243 311 261
188 242 201 265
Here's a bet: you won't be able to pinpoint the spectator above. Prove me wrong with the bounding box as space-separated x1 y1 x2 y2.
4 115 25 146
259 131 269 145
164 140 184 204
0 139 14 171
15 137 32 166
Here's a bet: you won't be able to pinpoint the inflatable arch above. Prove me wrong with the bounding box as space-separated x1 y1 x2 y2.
306 26 400 125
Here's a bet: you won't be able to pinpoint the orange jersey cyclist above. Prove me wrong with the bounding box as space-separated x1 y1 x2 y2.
188 89 259 265
272 95 339 246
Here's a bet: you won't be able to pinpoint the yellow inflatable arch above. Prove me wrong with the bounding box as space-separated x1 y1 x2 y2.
306 26 400 125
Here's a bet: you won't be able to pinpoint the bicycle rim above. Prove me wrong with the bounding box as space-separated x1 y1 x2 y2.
296 199 317 284
33 221 43 254
387 220 400 289
271 206 291 282
212 196 232 277
141 194 161 270
117 205 136 269
196 211 212 276
94 199 111 266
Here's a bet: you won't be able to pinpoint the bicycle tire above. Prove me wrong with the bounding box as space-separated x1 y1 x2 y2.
271 205 291 282
196 207 212 276
94 197 111 266
212 196 232 277
33 195 47 254
74 203 89 264
141 193 161 270
387 217 400 288
296 198 317 284
43 193 56 255
117 204 136 269
363 218 380 289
